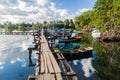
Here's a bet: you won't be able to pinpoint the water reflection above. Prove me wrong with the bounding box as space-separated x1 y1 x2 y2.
81 33 120 80
0 35 36 80
95 42 120 80
58 57 98 80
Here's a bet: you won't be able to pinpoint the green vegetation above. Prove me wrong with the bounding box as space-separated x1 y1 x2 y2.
0 19 75 32
46 19 75 30
74 0 120 31
81 33 120 80
78 0 120 79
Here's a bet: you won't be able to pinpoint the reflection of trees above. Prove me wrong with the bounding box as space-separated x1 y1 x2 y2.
96 42 120 80
80 33 120 80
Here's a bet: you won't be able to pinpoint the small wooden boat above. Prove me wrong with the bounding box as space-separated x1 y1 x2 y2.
54 47 93 60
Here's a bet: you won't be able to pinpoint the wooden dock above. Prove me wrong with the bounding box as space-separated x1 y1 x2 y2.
0 32 34 35
28 28 78 80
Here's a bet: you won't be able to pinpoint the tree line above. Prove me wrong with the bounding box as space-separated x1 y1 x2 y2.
0 19 75 32
74 0 120 32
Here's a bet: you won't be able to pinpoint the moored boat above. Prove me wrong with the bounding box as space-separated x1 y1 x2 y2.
54 42 93 60
92 29 101 39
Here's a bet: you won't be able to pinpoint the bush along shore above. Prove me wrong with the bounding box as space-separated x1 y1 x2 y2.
100 29 120 42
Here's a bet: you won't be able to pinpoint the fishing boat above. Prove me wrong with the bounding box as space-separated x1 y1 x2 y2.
58 30 82 43
60 47 93 60
54 42 93 60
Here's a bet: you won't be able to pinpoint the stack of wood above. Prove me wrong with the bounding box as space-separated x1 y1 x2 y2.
100 29 120 41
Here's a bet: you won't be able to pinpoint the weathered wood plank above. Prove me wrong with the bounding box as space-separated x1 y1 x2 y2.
40 53 44 73
51 74 56 80
44 52 54 73
56 53 78 80
35 29 63 80
48 51 61 73
36 75 44 80
56 73 63 80
43 52 48 74
43 74 51 80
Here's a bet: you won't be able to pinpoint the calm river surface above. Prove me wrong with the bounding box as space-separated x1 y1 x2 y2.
0 34 119 80
0 35 36 80
81 34 120 80
0 35 97 80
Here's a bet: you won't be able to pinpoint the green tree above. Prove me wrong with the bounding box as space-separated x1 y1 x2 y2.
56 20 64 28
69 19 75 30
74 0 120 31
18 25 22 31
64 19 69 29
42 21 48 27
26 26 30 31
5 24 9 32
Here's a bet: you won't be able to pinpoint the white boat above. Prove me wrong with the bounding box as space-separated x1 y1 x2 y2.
92 29 101 38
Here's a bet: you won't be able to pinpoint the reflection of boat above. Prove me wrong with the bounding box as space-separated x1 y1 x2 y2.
92 29 101 39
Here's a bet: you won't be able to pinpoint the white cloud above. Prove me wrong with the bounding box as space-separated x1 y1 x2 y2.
56 9 68 17
76 8 90 15
49 2 56 11
0 5 4 9
18 0 26 10
37 0 50 6
0 0 82 24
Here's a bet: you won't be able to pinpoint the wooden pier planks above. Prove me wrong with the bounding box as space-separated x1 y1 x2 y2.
36 73 63 80
43 74 51 80
56 53 78 80
40 53 45 74
29 28 79 80
36 29 62 80
51 74 56 80
40 45 61 73
56 73 63 80
44 52 54 73
40 34 61 73
43 53 48 74
48 51 61 73
36 75 43 80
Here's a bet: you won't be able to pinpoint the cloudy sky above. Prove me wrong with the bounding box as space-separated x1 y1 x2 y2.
0 0 96 24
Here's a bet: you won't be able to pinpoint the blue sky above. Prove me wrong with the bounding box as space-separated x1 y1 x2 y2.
0 0 96 24
52 0 96 13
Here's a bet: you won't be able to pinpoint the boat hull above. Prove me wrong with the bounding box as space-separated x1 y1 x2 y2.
56 50 93 61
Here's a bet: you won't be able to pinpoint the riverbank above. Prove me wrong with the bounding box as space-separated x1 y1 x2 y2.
100 29 120 42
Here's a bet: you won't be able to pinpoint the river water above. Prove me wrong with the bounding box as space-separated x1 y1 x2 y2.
81 34 120 80
0 35 98 80
0 35 119 80
0 35 36 80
